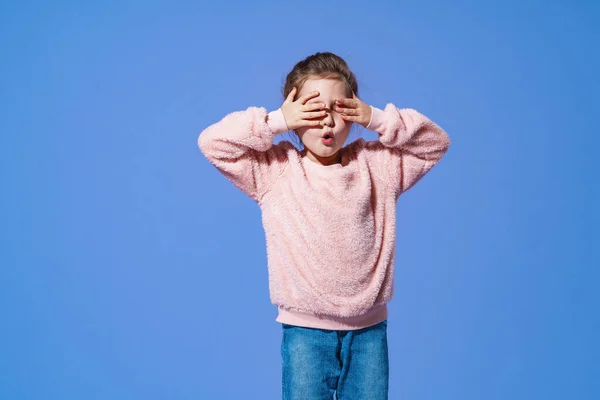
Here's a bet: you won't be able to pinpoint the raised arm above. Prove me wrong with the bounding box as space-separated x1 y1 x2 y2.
198 106 289 202
335 97 450 195
198 89 327 202
368 104 450 193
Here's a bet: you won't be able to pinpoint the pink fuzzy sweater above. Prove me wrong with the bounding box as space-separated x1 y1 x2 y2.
198 104 450 330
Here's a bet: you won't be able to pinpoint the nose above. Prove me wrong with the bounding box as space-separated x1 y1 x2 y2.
321 111 334 127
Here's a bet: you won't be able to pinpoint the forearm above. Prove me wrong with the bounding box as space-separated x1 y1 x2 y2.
367 104 450 160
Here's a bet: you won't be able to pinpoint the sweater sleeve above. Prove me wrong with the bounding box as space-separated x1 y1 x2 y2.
198 107 290 202
364 104 450 196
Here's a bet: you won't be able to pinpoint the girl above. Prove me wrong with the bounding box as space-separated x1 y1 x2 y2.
198 52 450 399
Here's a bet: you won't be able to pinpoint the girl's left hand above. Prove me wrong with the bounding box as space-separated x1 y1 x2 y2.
334 94 372 127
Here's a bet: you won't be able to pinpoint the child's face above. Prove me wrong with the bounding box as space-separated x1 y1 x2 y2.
295 78 353 164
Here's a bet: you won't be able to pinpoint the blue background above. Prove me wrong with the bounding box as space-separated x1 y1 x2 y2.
1 0 598 398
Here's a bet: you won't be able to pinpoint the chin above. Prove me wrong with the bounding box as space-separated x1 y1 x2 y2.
311 145 340 157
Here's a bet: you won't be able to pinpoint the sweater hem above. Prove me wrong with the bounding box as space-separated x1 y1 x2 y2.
275 303 388 331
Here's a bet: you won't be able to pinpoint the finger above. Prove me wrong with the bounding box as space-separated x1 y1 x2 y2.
340 114 358 122
302 110 327 119
298 119 323 128
298 90 320 104
302 102 326 112
335 106 355 115
335 98 358 108
285 87 297 103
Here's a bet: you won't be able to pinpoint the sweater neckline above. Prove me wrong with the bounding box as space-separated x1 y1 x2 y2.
300 149 349 171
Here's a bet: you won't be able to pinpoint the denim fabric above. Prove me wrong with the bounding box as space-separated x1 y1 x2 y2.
281 320 388 399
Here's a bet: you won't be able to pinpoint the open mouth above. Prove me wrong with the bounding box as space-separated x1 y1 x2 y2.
322 133 334 145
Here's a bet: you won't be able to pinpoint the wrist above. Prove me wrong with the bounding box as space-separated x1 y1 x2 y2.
365 106 386 132
267 109 290 135
363 105 374 128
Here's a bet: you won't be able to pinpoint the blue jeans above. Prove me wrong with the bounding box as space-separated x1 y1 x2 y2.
281 320 389 399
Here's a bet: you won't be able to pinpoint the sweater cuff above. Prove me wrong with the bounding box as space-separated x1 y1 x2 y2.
267 109 289 135
365 106 386 134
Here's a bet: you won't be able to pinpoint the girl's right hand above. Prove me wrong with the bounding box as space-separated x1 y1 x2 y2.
280 87 327 131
